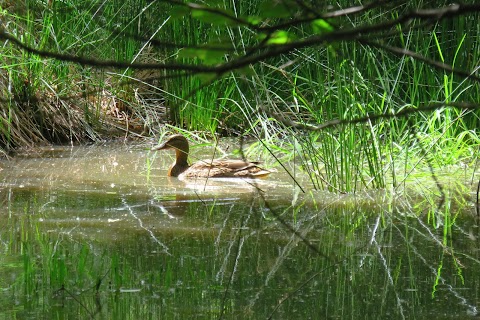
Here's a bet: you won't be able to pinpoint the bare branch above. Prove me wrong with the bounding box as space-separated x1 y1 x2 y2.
264 102 480 131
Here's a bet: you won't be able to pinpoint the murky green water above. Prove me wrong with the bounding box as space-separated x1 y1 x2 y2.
1 144 479 319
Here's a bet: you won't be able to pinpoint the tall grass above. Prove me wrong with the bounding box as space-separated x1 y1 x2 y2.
1 0 479 191
231 9 480 192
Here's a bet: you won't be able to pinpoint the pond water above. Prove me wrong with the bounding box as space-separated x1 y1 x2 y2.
0 143 479 319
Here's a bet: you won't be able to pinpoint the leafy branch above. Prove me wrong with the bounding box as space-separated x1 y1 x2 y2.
1 2 479 82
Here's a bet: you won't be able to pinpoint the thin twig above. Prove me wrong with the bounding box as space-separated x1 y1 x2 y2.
476 180 480 218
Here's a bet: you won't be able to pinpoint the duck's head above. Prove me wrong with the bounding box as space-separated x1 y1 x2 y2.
152 134 190 174
152 134 189 153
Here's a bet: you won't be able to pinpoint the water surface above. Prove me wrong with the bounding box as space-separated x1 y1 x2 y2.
0 144 479 319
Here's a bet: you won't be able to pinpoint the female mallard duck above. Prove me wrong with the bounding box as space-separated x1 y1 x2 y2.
152 134 271 179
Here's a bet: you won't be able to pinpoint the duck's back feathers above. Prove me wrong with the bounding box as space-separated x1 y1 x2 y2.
181 159 271 179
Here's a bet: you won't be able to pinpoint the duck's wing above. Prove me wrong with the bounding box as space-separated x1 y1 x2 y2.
208 159 262 170
183 159 271 178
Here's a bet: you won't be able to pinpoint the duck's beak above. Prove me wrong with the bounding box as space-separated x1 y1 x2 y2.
151 142 168 151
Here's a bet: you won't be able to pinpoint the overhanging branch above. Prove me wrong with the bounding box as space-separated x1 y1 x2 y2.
264 102 480 131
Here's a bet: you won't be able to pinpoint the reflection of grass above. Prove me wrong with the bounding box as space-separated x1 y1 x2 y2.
1 174 478 318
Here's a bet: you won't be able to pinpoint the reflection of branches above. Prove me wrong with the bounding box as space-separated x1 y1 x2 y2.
267 271 321 320
392 214 478 315
215 204 239 281
218 211 248 320
368 215 406 318
120 196 171 255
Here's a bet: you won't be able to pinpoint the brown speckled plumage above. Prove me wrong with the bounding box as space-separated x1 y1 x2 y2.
152 134 271 179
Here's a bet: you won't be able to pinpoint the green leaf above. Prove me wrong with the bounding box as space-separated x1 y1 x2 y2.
245 15 262 26
263 30 295 45
311 19 334 34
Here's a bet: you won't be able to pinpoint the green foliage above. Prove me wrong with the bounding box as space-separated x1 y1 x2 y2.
311 19 335 34
1 0 479 192
263 30 296 45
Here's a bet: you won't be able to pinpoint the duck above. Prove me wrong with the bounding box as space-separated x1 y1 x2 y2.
152 134 271 179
